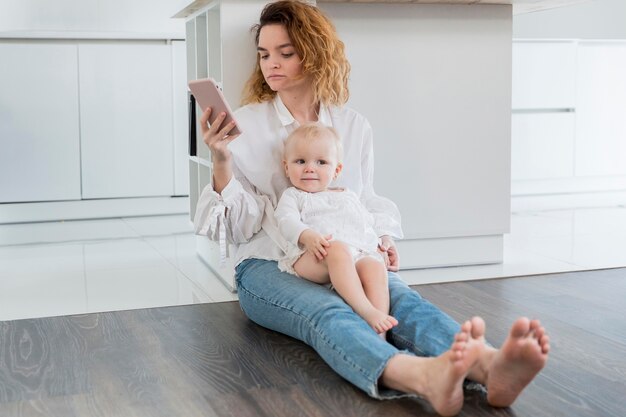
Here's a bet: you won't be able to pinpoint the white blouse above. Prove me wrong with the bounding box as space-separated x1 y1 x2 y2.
193 95 403 267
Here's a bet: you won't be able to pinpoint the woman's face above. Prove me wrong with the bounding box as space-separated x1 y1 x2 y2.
257 24 309 94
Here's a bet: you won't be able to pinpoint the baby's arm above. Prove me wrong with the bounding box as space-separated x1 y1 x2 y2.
275 188 330 260
298 229 331 261
275 188 310 243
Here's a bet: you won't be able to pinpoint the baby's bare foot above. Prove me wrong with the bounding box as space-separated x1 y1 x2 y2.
362 309 398 334
486 317 550 407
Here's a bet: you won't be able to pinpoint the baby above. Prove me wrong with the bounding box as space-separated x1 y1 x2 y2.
275 123 398 335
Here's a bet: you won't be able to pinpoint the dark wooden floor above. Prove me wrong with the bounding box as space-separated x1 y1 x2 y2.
1 268 625 417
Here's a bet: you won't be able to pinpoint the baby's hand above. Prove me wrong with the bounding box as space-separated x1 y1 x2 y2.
299 229 332 261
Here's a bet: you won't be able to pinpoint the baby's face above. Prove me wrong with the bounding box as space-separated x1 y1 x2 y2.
283 134 342 193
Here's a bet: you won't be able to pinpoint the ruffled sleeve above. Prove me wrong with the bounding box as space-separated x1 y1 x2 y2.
193 162 265 245
359 120 404 239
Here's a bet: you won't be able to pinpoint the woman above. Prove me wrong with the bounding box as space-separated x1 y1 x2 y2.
193 1 550 415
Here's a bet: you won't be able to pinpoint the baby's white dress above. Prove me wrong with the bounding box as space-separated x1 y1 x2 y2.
275 187 383 275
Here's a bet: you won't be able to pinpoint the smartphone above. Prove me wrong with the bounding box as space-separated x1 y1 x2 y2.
188 78 241 136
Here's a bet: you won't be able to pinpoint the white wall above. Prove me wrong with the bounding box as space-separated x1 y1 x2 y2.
513 0 626 39
0 0 187 35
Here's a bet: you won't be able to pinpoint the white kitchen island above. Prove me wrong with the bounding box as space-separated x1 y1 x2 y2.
176 0 589 291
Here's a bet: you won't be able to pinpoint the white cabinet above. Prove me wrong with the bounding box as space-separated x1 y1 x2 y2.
0 37 189 222
511 41 577 185
575 42 626 177
325 3 512 245
511 112 575 180
511 40 626 210
511 41 577 184
172 40 190 196
0 43 81 203
79 42 174 199
511 41 577 183
512 41 577 109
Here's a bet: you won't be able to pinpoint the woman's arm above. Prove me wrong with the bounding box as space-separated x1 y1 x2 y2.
199 107 239 193
193 171 265 244
194 107 264 244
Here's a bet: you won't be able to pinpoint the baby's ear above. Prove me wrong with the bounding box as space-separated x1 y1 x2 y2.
334 162 343 179
283 159 289 176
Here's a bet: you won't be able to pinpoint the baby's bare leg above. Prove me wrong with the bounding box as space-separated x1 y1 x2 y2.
322 242 396 333
356 257 397 336
293 251 331 284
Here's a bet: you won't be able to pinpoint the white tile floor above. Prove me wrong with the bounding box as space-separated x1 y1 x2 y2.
1 206 625 321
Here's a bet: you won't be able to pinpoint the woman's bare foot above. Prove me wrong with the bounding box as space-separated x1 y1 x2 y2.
361 308 398 334
381 322 481 416
486 317 550 407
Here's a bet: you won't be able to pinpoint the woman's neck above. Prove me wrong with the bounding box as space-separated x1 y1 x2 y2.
278 89 319 125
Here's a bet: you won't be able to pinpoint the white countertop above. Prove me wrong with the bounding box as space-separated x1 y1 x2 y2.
0 31 185 40
173 0 591 18
319 0 591 14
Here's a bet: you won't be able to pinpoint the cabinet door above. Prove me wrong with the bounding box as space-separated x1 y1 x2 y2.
575 42 626 176
511 112 575 180
172 40 189 196
512 41 577 110
79 43 174 199
0 42 81 203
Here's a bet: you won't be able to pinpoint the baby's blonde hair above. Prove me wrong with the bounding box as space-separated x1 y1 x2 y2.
284 123 343 162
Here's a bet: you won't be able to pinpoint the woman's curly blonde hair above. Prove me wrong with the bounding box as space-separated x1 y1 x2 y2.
241 0 350 106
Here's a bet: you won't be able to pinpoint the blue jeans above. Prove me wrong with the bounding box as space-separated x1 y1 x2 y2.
235 258 461 399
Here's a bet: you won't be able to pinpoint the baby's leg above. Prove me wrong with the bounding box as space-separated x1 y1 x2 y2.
293 251 331 284
356 257 398 337
324 242 396 334
356 257 391 316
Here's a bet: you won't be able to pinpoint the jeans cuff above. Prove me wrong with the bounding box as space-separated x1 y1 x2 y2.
369 351 417 400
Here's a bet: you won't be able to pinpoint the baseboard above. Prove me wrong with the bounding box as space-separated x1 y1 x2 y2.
397 235 504 269
194 234 505 293
0 196 190 224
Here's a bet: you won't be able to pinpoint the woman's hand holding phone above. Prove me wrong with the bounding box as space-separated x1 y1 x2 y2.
200 107 240 193
189 78 241 163
200 107 240 163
